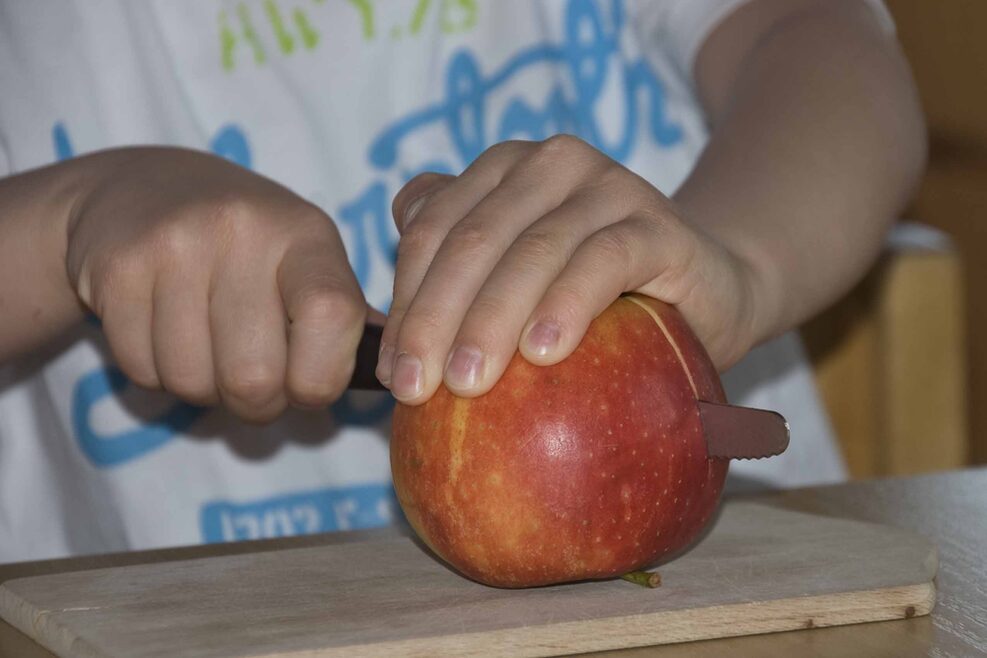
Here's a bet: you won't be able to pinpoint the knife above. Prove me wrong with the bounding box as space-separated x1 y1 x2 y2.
349 324 789 461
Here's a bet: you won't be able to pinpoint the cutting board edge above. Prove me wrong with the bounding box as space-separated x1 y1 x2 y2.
0 582 106 658
0 503 941 658
0 503 936 597
252 581 937 658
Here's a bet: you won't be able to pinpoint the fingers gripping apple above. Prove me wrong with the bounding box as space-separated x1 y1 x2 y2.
391 295 728 588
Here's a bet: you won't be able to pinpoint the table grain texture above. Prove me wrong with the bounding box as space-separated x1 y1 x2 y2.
1 468 984 658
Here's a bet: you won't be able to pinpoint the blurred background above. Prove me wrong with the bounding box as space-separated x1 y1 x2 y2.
802 0 986 478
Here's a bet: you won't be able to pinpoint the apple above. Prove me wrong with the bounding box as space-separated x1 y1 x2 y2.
391 294 728 588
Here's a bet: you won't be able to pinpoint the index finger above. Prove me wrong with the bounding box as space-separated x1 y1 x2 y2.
278 229 367 409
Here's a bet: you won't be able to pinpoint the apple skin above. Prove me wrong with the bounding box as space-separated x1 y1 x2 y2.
391 294 728 588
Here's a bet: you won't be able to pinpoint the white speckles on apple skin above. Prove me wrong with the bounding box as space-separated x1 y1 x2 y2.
392 296 729 588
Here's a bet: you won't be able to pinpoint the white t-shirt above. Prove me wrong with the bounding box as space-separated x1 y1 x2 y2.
0 0 889 562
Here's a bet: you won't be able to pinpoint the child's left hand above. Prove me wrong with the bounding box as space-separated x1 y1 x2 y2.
376 136 764 404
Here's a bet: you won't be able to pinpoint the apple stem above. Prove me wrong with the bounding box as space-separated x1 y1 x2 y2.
620 570 662 588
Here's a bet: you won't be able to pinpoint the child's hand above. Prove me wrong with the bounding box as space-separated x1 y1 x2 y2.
377 136 763 404
66 147 367 422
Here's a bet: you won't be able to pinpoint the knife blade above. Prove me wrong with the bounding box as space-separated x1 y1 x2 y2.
698 400 790 460
348 323 789 461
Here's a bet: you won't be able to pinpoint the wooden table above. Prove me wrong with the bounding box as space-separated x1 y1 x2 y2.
2 469 984 658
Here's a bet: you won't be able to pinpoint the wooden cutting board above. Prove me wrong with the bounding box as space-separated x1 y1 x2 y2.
0 502 937 658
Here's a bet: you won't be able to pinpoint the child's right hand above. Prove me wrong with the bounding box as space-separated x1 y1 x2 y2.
64 147 367 422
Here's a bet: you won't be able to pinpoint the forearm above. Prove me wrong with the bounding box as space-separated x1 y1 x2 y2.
0 155 101 361
673 0 926 346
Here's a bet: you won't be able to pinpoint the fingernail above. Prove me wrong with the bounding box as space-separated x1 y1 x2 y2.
445 345 484 390
391 352 423 400
524 321 561 357
403 195 428 230
376 343 395 385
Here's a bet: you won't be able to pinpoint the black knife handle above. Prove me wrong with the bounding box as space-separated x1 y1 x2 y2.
348 323 388 391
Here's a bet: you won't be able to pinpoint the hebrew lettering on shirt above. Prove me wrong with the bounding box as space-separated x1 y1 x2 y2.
200 483 401 541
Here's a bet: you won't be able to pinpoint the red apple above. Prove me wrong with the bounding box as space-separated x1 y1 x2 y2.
391 294 728 588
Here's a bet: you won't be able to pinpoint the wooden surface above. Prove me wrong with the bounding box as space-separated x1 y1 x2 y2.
881 250 967 473
0 503 935 658
802 246 968 477
884 0 987 465
1 469 983 658
905 159 987 466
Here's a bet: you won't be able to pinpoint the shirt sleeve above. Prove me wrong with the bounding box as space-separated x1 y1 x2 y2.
0 138 10 177
634 0 896 87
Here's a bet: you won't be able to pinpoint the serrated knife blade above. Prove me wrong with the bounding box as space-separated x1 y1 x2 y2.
698 400 790 460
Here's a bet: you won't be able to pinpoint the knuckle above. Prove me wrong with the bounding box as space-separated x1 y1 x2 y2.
468 292 511 322
166 378 215 405
513 229 561 266
398 220 442 259
540 133 587 156
289 366 350 408
543 284 586 326
209 195 255 233
158 362 214 402
289 205 335 238
638 203 681 236
92 255 145 312
468 140 533 180
403 171 449 193
237 401 285 425
459 297 512 351
99 250 144 287
485 139 532 160
220 361 282 406
294 284 363 324
121 361 160 390
303 200 337 226
590 227 634 263
153 221 200 261
206 195 276 247
595 161 631 189
287 380 336 408
525 134 597 174
398 306 444 351
446 221 492 259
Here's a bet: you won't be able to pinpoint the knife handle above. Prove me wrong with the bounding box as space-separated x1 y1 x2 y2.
348 323 387 391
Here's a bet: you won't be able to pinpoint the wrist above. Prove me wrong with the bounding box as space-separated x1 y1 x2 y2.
0 153 105 359
731 245 785 353
668 193 786 367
